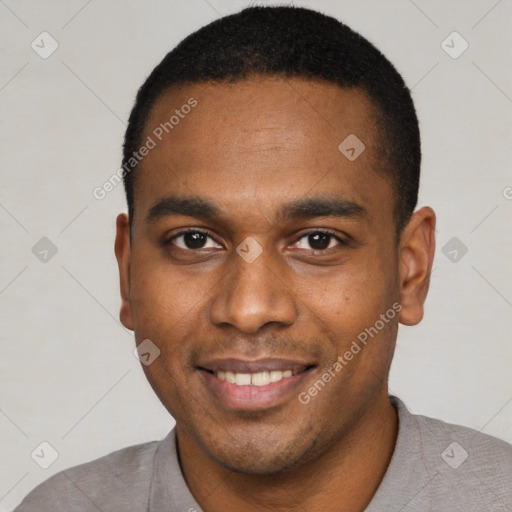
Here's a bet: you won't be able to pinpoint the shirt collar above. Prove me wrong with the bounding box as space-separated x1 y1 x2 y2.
149 429 204 512
365 396 432 511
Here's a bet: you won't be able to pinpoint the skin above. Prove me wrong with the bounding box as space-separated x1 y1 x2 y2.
115 77 436 511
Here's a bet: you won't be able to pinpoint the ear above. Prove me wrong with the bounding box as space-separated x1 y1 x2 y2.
114 213 134 330
398 207 436 326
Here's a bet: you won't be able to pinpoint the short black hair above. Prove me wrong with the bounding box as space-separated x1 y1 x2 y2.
122 5 420 234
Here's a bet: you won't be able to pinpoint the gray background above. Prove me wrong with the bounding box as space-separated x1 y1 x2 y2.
1 0 511 509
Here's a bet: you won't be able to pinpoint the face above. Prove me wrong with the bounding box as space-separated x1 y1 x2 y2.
115 77 434 475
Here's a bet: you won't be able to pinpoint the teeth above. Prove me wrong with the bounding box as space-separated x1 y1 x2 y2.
251 371 270 386
215 369 294 386
235 373 252 386
269 370 282 382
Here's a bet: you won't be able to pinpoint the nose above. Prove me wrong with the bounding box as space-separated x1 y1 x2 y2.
209 247 297 333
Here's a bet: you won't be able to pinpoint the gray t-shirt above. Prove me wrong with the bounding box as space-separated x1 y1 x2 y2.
14 397 512 511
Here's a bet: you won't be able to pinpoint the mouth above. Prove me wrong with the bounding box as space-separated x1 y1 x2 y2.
197 358 316 411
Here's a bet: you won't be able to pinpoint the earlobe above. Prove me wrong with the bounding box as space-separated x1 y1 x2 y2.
398 207 436 326
114 213 134 330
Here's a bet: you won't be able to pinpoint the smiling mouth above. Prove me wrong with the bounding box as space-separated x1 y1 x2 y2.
197 359 316 410
204 368 301 386
196 356 316 409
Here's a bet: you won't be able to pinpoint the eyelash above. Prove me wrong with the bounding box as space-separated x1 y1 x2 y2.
165 228 347 251
166 228 220 249
294 229 348 250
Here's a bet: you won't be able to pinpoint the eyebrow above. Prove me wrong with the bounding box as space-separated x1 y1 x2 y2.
279 197 367 222
146 195 367 224
147 196 221 223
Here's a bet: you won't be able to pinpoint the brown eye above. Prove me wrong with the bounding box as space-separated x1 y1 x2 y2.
295 231 341 251
308 233 331 250
171 231 221 250
184 232 207 249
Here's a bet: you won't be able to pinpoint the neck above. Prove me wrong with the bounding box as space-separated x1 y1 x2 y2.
177 392 398 512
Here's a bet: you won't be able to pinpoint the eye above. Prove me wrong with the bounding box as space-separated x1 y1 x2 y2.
170 230 222 250
294 231 344 251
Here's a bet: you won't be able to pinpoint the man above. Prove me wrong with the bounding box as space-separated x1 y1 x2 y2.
15 5 511 511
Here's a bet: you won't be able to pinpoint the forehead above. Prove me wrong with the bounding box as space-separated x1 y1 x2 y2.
134 77 392 224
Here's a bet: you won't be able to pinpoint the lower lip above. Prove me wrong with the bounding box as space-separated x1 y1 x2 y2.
199 369 313 411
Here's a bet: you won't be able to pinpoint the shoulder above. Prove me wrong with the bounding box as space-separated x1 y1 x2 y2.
394 397 512 510
413 406 512 473
14 439 161 511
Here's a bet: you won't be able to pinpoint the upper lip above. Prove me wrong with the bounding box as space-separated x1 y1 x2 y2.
197 357 315 374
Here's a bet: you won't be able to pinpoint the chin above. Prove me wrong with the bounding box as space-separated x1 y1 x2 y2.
201 429 319 476
211 448 302 475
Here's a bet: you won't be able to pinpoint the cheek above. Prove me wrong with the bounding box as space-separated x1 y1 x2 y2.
128 255 213 378
304 264 385 317
301 247 399 352
129 263 201 414
129 253 203 335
